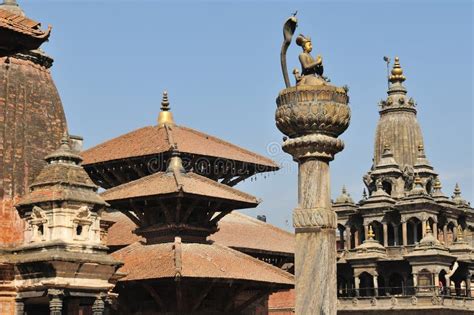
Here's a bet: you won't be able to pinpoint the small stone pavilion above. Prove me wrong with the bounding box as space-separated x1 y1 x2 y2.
11 135 122 314
335 58 474 313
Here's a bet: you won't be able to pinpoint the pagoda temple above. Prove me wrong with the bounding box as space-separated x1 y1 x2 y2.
335 57 474 314
80 92 294 314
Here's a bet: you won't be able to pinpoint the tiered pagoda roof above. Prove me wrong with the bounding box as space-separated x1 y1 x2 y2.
0 1 51 54
82 92 278 188
112 238 293 285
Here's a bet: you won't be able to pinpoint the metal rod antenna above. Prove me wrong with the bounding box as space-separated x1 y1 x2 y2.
383 56 391 89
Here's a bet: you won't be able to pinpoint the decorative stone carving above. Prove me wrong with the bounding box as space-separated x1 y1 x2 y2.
411 296 418 305
293 208 337 230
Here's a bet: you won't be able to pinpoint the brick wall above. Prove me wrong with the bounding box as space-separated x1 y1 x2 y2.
0 55 67 246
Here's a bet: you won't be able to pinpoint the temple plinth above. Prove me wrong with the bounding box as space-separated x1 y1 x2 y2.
276 84 350 313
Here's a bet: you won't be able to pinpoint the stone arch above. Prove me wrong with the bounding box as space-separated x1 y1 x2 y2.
359 272 374 297
382 180 393 196
447 221 457 244
369 220 384 245
407 217 422 245
425 178 433 194
337 224 346 250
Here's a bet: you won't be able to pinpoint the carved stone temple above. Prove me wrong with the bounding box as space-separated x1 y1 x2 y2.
0 2 473 315
335 58 474 314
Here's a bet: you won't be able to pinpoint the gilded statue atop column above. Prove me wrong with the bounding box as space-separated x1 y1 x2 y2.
280 14 328 87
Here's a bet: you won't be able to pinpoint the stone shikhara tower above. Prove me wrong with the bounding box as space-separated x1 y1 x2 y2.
335 58 474 313
276 15 351 314
0 0 67 246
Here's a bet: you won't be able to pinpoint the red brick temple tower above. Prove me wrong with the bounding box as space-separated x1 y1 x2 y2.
0 0 67 246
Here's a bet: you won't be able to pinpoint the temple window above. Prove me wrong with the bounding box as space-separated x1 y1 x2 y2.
382 181 392 195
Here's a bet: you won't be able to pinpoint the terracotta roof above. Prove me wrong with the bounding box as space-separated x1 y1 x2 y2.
111 239 294 286
0 9 51 49
81 124 278 170
100 169 259 207
268 289 295 311
102 210 143 247
103 210 294 255
16 140 107 209
210 212 294 255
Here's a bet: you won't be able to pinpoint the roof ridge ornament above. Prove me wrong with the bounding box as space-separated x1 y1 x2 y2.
157 90 175 127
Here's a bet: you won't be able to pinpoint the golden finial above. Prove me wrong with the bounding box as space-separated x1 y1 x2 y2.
157 90 175 127
425 221 432 234
367 225 375 240
454 183 461 195
433 177 442 190
389 56 406 83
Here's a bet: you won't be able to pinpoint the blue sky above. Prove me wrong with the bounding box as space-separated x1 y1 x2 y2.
21 0 472 230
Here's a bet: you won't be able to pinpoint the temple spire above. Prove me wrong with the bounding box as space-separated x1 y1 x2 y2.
157 90 175 127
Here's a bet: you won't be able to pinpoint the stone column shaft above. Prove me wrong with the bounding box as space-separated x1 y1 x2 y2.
373 275 379 297
433 222 438 240
443 225 448 245
383 223 388 247
15 299 24 315
345 226 351 250
294 159 336 314
93 296 105 315
402 222 407 246
354 276 360 297
422 220 427 237
48 289 64 315
364 224 369 241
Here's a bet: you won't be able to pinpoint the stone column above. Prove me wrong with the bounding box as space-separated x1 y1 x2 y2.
383 223 388 247
48 289 64 315
413 273 418 294
276 83 350 315
443 225 448 245
434 273 440 295
364 224 369 241
445 275 451 296
354 276 360 297
354 229 359 246
345 226 351 250
373 275 379 297
466 276 472 297
402 221 408 246
433 221 438 240
93 296 105 315
422 220 427 237
15 298 24 315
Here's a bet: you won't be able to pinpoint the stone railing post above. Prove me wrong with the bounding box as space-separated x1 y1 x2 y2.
276 84 350 314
